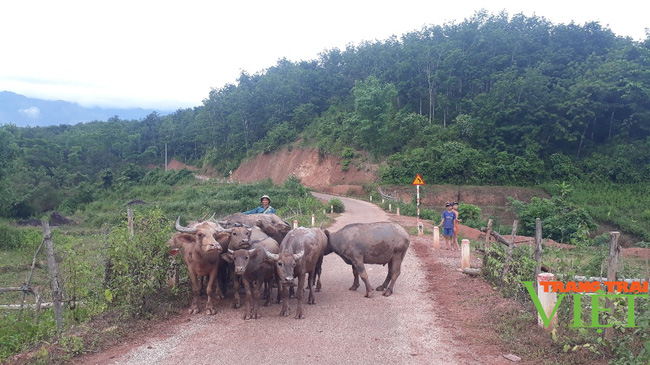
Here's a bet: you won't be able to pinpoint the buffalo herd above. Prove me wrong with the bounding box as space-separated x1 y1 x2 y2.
167 213 411 319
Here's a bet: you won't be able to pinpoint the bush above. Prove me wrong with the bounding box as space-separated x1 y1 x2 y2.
329 198 345 213
0 223 42 251
508 195 597 244
105 208 175 317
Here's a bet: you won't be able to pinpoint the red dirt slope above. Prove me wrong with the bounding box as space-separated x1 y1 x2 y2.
231 147 377 192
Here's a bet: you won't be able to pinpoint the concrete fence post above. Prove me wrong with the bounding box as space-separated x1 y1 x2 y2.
293 220 298 229
311 214 315 227
537 273 558 331
330 205 334 214
433 226 440 249
388 203 392 212
127 208 134 237
370 195 372 201
461 239 470 270
396 207 400 216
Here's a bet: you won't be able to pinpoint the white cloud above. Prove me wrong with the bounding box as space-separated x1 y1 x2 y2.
0 0 648 110
18 106 41 119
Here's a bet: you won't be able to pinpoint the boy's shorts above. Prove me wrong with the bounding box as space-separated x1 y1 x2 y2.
443 227 454 237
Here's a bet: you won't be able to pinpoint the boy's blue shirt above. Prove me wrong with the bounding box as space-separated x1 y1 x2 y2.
441 210 456 229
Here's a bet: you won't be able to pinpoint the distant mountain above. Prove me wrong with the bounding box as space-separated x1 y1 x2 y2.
0 91 170 127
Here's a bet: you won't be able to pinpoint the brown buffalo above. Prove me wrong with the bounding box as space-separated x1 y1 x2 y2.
220 213 291 244
222 225 279 308
265 227 327 319
324 222 410 297
167 217 231 314
222 238 280 319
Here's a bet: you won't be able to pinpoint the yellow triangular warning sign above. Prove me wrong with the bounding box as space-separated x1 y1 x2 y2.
411 173 425 185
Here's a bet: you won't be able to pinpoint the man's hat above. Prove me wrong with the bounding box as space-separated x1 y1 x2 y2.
445 202 451 207
261 195 271 203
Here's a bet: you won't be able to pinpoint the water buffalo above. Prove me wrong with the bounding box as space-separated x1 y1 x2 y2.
222 238 280 319
222 225 279 308
265 227 327 319
167 217 231 314
220 213 291 244
325 222 410 298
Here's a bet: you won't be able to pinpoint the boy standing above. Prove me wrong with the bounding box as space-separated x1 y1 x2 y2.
439 202 458 250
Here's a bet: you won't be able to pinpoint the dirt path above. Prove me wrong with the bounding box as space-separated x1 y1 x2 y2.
77 193 509 365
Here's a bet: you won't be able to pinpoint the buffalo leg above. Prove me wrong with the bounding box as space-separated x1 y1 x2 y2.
354 261 374 298
232 269 241 309
204 269 218 315
376 261 393 292
349 266 360 291
295 272 306 319
212 261 225 300
242 278 253 320
253 280 263 319
384 252 406 296
275 276 282 304
280 284 291 317
315 255 323 292
263 278 273 307
188 270 201 314
307 269 316 305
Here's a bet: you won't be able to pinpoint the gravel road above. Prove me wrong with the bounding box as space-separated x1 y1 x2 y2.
82 193 462 364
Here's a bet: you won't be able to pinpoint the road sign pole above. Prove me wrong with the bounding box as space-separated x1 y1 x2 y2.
417 185 423 236
412 173 426 236
417 185 420 224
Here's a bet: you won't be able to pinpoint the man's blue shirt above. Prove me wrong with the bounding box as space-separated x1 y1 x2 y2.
242 206 276 214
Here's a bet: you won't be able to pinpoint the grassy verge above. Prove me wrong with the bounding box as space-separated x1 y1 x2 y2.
0 177 329 362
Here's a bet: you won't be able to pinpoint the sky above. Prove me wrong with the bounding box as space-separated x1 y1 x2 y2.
0 0 648 111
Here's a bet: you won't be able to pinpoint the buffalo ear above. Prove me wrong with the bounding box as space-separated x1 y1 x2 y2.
324 230 330 238
221 252 234 263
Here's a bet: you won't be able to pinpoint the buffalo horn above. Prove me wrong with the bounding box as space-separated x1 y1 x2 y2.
228 248 235 254
264 247 279 261
293 250 304 260
175 217 197 234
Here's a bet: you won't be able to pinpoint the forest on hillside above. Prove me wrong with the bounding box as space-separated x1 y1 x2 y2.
0 11 649 219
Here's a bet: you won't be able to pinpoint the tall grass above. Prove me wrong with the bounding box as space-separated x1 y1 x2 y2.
557 183 650 243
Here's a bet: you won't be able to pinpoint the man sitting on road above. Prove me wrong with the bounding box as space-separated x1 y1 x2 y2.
242 195 276 214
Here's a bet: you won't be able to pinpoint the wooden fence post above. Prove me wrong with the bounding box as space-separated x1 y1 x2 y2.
484 219 493 249
43 220 63 334
103 228 112 288
605 231 621 341
500 220 518 285
21 233 47 313
533 218 543 292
